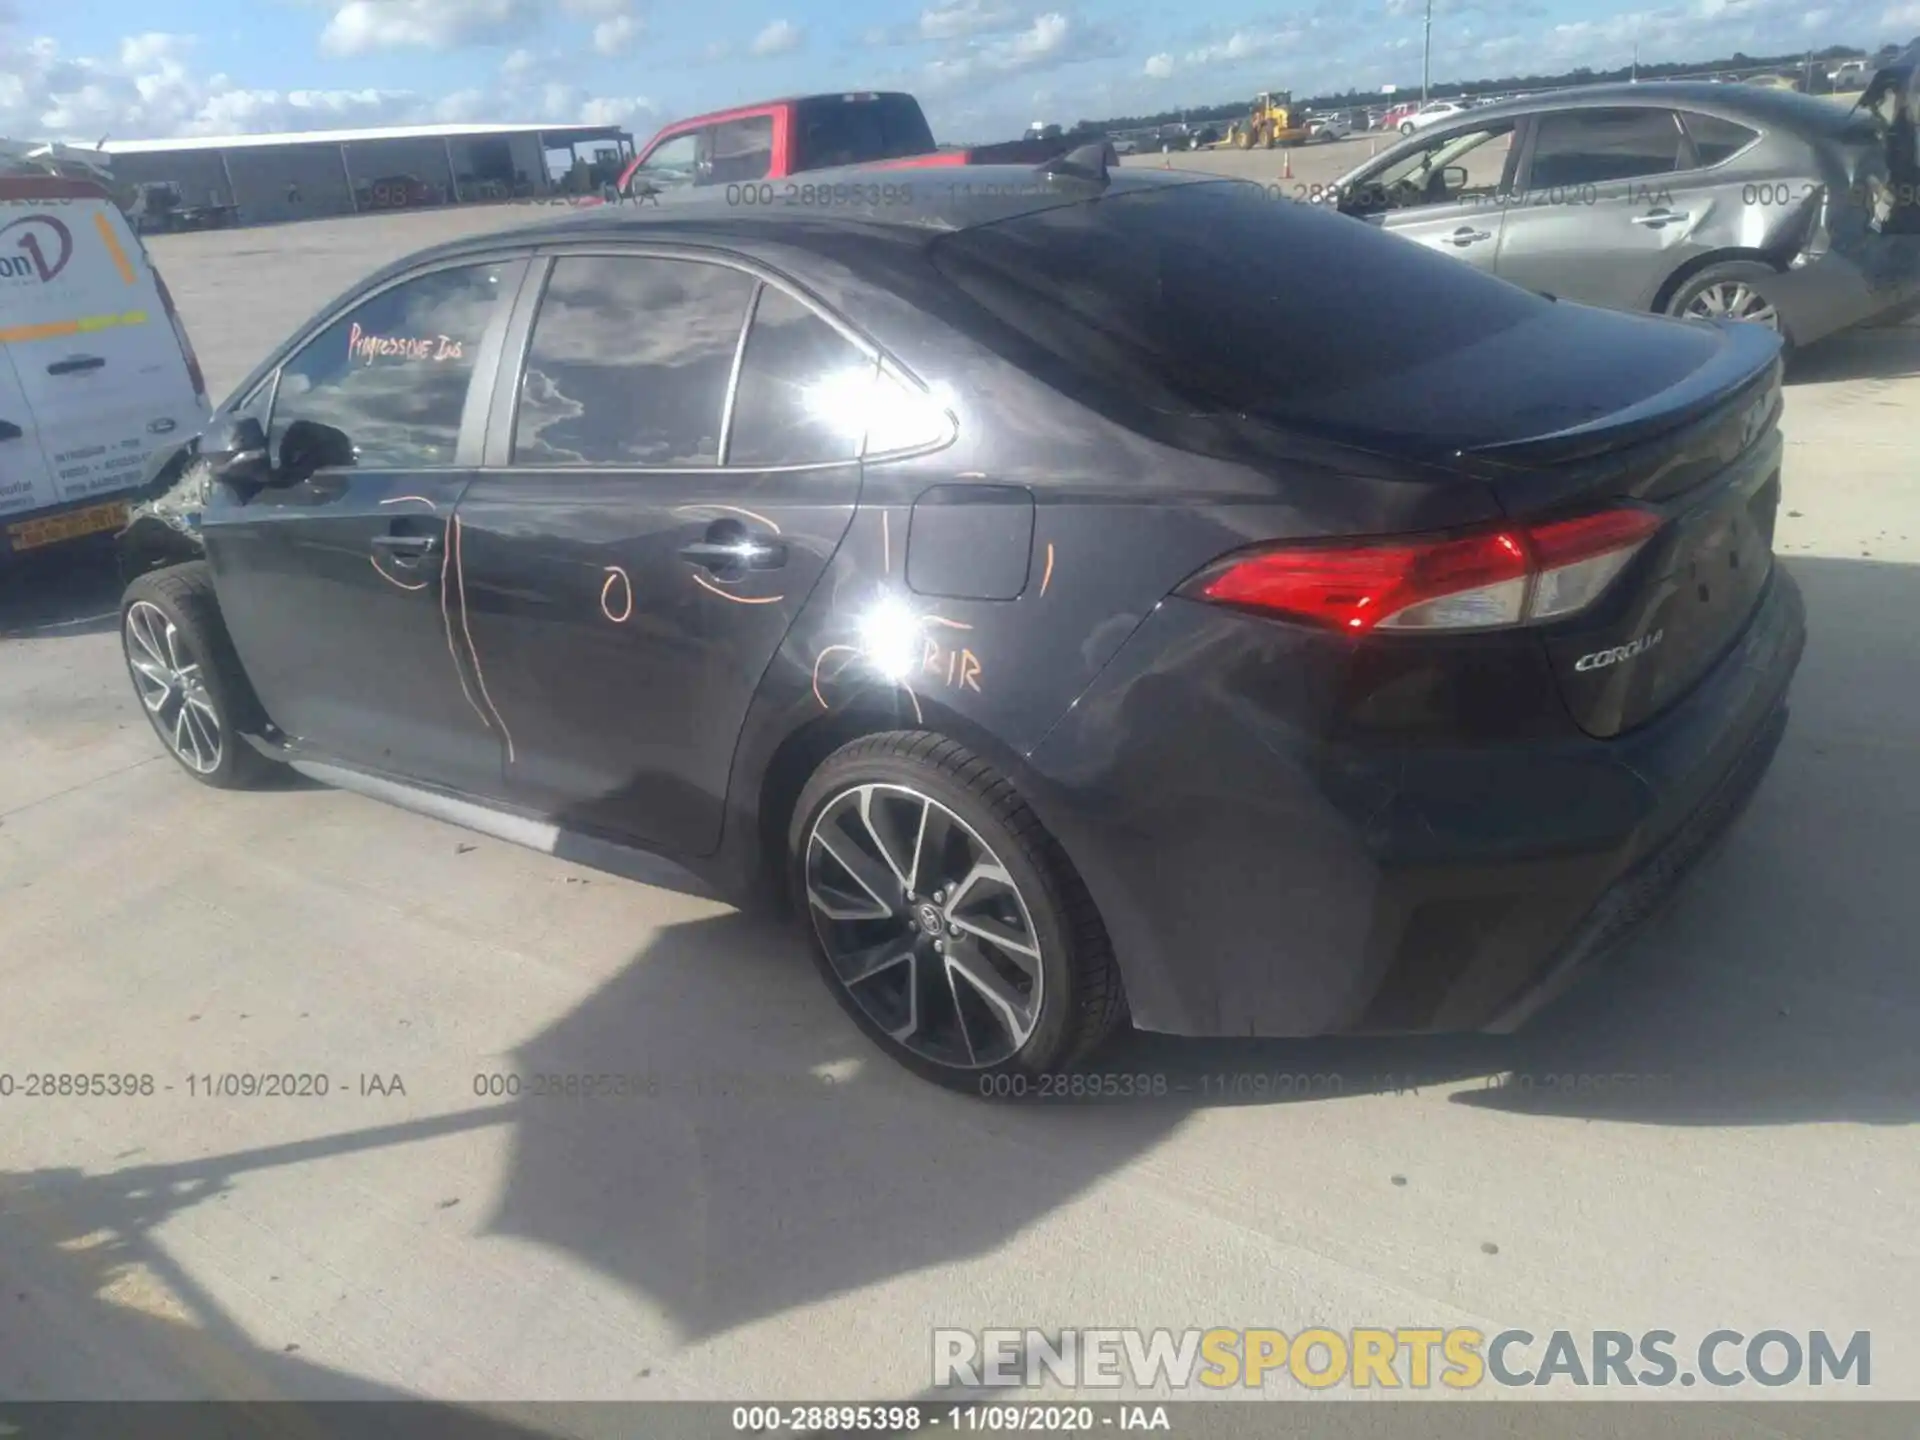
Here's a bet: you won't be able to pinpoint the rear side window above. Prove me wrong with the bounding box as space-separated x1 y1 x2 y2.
1524 108 1685 188
513 255 756 467
269 262 509 470
1680 112 1760 166
929 181 1546 420
704 116 774 186
725 287 873 467
791 95 936 170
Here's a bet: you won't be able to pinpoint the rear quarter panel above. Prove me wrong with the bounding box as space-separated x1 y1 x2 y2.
713 233 1506 890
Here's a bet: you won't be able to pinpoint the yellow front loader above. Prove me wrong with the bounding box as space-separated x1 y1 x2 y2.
1231 91 1311 149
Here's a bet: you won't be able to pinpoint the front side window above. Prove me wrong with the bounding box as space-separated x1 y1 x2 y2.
1344 124 1516 214
512 255 756 467
1524 108 1685 189
627 133 698 193
269 262 510 470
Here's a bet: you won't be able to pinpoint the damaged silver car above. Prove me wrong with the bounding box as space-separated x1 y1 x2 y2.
1322 55 1920 350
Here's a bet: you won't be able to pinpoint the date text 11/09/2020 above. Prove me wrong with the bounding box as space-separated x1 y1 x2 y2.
0 1073 407 1098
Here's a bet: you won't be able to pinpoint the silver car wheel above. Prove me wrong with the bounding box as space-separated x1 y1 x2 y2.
1684 280 1780 329
125 599 223 774
805 782 1044 1069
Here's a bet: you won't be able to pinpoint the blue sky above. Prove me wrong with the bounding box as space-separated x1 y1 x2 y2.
0 0 1903 144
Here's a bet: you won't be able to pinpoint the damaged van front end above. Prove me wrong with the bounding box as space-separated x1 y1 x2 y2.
116 437 211 582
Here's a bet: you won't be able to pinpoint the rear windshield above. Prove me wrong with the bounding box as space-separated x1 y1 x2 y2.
791 95 936 170
927 180 1547 421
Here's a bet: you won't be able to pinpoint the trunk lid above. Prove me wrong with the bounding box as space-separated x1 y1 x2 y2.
1454 318 1785 739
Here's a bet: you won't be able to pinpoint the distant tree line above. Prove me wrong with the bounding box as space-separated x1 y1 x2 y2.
1061 39 1903 138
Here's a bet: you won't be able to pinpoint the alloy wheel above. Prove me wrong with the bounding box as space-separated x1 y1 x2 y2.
1683 281 1779 329
805 783 1044 1070
125 600 223 774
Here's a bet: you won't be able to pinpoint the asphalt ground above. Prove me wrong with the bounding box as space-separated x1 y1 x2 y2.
0 163 1915 1409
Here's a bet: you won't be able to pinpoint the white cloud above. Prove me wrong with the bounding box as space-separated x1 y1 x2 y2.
319 0 546 55
923 11 1119 90
1 30 653 141
559 0 628 14
920 0 1023 40
592 12 642 54
1142 51 1175 78
750 18 803 56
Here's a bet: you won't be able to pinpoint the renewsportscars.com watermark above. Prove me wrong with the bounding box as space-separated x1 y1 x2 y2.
934 1327 1872 1392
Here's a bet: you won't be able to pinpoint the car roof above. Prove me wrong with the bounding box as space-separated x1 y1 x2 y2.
653 91 923 132
370 164 1221 280
1455 80 1873 137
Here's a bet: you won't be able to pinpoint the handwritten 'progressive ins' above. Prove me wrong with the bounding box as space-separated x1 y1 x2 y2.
347 324 467 365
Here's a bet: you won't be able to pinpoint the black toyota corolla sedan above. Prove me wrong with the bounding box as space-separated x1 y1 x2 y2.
115 158 1805 1090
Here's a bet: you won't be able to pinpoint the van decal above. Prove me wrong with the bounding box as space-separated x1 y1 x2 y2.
92 211 139 285
0 310 149 344
0 215 74 283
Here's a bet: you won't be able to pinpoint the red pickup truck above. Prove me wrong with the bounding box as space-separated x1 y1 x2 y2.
610 91 1093 198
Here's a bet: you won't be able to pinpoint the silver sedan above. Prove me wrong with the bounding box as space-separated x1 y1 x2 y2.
1319 71 1920 350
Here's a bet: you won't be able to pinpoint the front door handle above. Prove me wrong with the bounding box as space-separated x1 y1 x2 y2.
1631 209 1692 227
47 355 106 376
370 532 441 559
1445 226 1493 245
680 536 788 571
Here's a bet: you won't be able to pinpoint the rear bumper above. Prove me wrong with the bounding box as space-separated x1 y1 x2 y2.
1022 567 1806 1038
1758 234 1920 349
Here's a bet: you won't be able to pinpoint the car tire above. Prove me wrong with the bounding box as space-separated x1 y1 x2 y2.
789 731 1127 1093
1400 121 1416 134
120 561 276 789
1663 259 1792 346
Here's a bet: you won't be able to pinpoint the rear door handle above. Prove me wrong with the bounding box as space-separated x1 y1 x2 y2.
679 537 788 571
370 532 441 558
1446 226 1493 245
1631 210 1692 227
46 355 106 376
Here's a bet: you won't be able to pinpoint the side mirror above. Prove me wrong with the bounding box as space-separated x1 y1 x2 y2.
203 414 270 488
1441 164 1470 191
278 419 356 480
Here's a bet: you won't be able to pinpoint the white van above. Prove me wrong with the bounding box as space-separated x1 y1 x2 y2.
1 172 210 557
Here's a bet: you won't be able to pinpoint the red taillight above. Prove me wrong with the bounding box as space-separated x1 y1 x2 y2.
149 265 208 407
1194 508 1663 635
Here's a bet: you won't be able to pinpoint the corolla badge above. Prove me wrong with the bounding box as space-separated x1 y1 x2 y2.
1575 629 1664 673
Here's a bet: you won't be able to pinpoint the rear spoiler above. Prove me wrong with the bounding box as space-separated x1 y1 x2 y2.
1450 322 1783 474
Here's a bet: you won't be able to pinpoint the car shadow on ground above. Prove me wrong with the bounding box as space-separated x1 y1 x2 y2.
1785 318 1920 385
0 555 1911 1401
0 542 123 640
